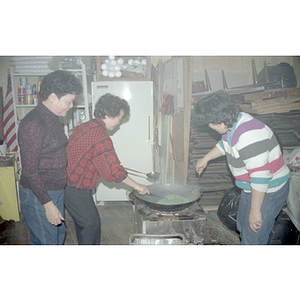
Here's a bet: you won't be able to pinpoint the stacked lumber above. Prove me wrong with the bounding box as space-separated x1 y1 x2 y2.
253 112 300 149
235 87 300 149
237 88 300 114
188 122 234 209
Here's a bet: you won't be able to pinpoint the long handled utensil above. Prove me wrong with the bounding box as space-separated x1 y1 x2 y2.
125 167 160 180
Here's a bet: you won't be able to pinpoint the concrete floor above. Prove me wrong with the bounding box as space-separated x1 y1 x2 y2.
0 201 241 245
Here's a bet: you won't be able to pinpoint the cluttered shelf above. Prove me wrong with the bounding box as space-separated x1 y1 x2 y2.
96 56 151 81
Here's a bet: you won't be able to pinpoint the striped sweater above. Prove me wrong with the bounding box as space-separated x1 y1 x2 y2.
216 112 290 193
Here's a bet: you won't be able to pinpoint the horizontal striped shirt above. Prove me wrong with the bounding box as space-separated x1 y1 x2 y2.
216 112 290 193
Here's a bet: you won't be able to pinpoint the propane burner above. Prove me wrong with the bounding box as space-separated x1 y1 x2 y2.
154 211 180 217
133 199 206 244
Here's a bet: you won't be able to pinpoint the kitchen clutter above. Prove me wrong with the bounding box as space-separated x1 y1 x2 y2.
0 139 16 234
1 56 299 246
0 139 7 156
9 56 53 75
100 56 148 78
0 214 15 234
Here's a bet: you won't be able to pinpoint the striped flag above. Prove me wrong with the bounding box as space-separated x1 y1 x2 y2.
3 72 19 165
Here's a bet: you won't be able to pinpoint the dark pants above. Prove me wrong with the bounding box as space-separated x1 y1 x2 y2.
64 186 101 245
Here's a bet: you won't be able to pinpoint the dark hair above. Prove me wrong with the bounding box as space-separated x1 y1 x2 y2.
195 90 240 127
39 70 83 100
94 93 130 119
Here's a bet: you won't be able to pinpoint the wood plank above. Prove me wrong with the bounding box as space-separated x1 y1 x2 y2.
200 205 219 211
184 57 193 185
241 94 300 114
258 103 300 114
243 88 300 102
172 109 185 161
251 96 300 108
239 107 257 114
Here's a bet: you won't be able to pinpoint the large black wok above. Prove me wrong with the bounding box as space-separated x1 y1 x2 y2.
132 184 202 212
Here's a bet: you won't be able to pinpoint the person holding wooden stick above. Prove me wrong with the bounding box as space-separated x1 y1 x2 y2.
195 91 290 245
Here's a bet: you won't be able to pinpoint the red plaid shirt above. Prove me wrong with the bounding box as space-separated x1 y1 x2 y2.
66 118 127 190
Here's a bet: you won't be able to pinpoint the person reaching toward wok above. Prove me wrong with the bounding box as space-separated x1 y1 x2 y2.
194 91 290 245
64 93 150 245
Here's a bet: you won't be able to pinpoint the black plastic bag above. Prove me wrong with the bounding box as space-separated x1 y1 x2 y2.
217 186 241 233
218 187 299 244
258 62 297 89
268 206 300 245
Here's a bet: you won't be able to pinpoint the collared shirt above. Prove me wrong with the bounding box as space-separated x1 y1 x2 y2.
225 112 242 146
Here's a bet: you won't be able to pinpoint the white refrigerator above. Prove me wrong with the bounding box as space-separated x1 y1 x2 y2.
91 81 153 201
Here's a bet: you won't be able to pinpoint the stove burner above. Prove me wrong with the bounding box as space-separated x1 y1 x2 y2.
154 211 180 217
135 200 204 217
133 199 206 244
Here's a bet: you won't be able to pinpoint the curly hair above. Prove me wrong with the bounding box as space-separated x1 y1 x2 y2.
94 93 130 119
195 90 240 127
39 70 83 100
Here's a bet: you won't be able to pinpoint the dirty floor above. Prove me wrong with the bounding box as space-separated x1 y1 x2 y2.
0 201 240 245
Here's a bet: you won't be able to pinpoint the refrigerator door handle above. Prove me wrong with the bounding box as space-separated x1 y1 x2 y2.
148 115 151 140
96 85 109 89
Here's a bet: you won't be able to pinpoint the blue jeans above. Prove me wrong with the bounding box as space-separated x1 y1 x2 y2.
236 181 289 245
20 187 65 245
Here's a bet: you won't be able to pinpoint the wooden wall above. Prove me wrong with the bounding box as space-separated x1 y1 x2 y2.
156 57 193 185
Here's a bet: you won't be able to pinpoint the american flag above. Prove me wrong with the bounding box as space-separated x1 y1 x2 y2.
3 72 20 165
